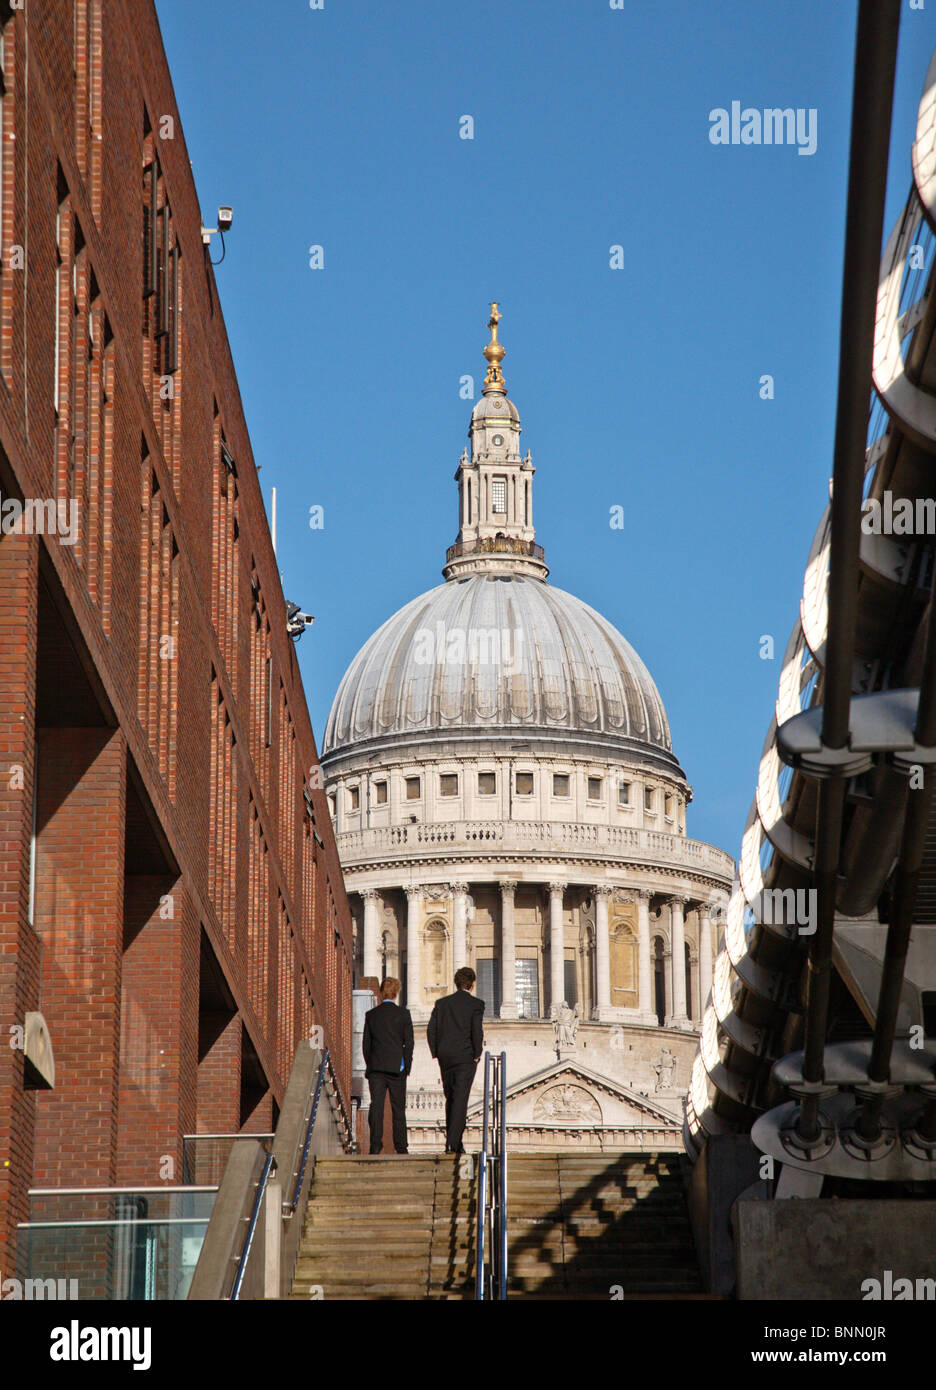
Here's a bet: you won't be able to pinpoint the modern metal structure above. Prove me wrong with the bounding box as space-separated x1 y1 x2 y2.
686 3 936 1268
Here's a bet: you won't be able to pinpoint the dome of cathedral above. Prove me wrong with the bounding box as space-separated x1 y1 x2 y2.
322 573 676 764
322 303 684 784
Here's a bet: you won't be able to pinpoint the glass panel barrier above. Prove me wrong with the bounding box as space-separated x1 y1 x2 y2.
19 1187 216 1300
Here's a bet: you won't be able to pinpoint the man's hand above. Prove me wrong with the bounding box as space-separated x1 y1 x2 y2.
474 1057 480 1063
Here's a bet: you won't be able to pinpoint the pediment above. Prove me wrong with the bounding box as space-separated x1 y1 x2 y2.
468 1060 681 1130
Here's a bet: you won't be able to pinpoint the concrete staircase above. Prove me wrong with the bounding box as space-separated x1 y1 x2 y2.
289 1151 701 1300
290 1155 475 1300
506 1153 702 1298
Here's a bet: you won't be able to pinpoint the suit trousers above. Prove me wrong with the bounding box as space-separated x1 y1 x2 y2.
368 1071 408 1154
440 1060 477 1153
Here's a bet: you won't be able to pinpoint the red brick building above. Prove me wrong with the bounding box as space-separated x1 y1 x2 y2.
0 0 353 1274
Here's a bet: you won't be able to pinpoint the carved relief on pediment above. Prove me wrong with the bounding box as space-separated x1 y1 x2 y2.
533 1083 602 1124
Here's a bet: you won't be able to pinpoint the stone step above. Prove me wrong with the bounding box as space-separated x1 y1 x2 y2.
296 1261 431 1273
314 1156 446 1165
299 1248 434 1263
291 1284 430 1299
508 1276 701 1293
304 1199 435 1212
311 1179 440 1192
507 1183 678 1199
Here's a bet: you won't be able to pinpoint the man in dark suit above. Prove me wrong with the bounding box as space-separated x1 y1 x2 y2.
427 966 485 1155
362 977 414 1155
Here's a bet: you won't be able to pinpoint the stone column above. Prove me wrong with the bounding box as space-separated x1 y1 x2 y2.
635 889 656 1025
406 887 423 1016
667 895 690 1028
451 881 469 972
548 881 566 1012
499 880 518 1019
361 889 381 981
593 885 612 1018
698 903 714 1013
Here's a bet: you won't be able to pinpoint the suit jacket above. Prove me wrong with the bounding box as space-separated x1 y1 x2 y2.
363 1000 414 1077
427 989 484 1066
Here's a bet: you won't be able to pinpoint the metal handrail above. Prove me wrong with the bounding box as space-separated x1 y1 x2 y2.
230 1147 275 1301
290 1048 329 1212
475 1050 507 1300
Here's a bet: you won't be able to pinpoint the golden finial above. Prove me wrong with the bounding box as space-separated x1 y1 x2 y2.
482 301 507 392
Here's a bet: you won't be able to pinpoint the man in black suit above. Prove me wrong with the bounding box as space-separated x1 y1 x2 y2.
362 977 414 1155
427 966 484 1155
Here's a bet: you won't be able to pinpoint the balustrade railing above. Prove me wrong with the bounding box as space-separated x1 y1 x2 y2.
335 819 734 879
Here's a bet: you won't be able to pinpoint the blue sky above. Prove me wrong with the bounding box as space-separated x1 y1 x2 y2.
155 0 936 856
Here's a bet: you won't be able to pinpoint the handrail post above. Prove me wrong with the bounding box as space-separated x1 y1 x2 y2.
498 1050 507 1301
475 1052 491 1300
475 1050 508 1301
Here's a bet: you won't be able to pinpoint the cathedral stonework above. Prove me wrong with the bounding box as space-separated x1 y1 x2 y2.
322 308 734 1152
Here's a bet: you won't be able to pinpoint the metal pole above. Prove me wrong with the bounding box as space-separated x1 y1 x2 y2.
475 1051 491 1300
796 0 901 1143
498 1050 507 1301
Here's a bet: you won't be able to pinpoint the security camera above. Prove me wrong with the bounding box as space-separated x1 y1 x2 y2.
286 601 315 641
217 207 234 233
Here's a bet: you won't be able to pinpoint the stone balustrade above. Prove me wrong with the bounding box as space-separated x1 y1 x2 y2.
408 1089 446 1113
335 818 735 881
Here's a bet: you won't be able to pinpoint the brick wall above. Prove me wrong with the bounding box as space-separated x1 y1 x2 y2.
0 0 352 1269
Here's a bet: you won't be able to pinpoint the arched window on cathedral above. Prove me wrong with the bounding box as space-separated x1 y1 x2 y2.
653 936 666 1026
424 918 449 1002
685 942 693 1021
610 921 637 1010
582 924 595 1016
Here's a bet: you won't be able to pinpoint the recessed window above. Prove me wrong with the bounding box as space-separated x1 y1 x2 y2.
374 780 388 805
492 476 507 512
348 786 360 812
405 776 421 801
478 771 496 796
327 794 336 818
587 776 603 801
553 773 570 797
644 786 654 812
618 781 630 806
515 772 534 796
440 773 459 797
665 795 674 818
